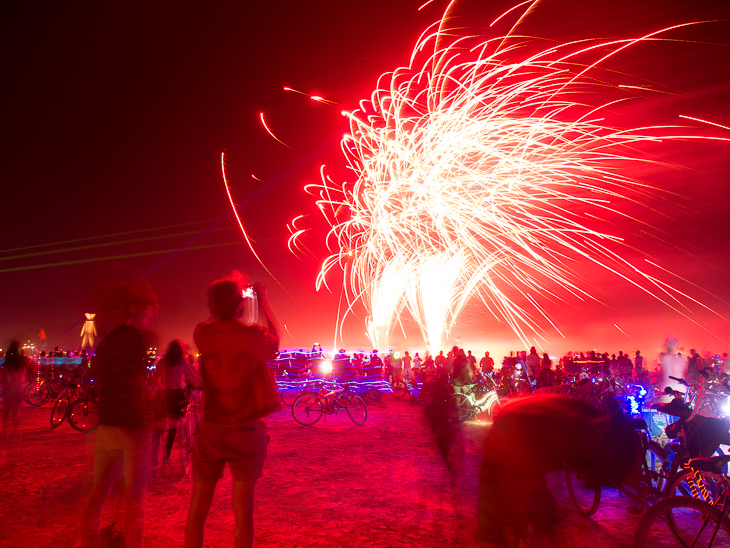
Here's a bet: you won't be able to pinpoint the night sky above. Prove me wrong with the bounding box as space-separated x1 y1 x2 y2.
2 0 729 360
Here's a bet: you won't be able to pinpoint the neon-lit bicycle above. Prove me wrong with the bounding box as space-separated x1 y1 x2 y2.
447 373 505 422
292 381 367 426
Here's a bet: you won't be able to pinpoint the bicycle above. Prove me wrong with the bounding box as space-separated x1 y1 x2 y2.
50 376 83 429
447 374 505 423
25 368 64 406
633 454 730 547
391 377 410 399
178 387 201 477
279 376 329 407
292 381 367 426
66 380 100 433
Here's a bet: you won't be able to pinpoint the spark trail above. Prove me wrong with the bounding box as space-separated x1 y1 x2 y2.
291 1 728 353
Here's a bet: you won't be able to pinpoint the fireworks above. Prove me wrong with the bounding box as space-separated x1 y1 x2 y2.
290 1 728 353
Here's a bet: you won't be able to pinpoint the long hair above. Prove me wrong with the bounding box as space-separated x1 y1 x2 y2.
3 340 24 372
163 339 185 367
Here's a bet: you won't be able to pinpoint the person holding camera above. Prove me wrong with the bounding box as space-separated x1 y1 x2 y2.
185 273 280 548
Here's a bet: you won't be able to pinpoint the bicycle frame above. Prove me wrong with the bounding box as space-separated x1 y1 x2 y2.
320 386 353 413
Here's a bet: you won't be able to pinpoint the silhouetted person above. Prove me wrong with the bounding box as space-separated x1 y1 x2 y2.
537 353 555 389
151 339 201 466
479 351 494 374
81 281 159 548
1 340 26 442
478 394 636 546
185 274 280 548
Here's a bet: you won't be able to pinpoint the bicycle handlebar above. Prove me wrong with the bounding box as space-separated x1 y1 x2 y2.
668 376 690 387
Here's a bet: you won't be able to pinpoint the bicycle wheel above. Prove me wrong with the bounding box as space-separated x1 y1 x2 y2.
486 393 505 417
646 440 668 493
68 397 100 433
292 393 324 426
25 382 51 406
50 396 69 429
391 380 408 399
280 387 300 407
664 468 726 503
633 495 730 548
447 393 472 423
565 464 601 516
347 395 368 426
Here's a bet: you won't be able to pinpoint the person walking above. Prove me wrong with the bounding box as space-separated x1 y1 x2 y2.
80 282 159 548
1 340 27 442
185 274 280 548
151 339 202 466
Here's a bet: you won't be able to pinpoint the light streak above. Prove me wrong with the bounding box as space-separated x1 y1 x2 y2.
291 2 728 353
259 112 293 149
222 153 280 283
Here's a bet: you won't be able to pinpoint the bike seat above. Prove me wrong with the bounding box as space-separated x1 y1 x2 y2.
688 454 730 475
654 400 692 419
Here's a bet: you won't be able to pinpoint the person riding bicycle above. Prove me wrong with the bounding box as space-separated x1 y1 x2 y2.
151 339 202 466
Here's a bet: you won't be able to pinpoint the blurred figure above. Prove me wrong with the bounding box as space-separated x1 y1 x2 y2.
185 274 280 548
467 350 477 371
525 347 540 379
411 352 422 379
81 281 159 548
478 394 636 546
151 340 202 466
634 349 643 370
402 351 412 379
1 340 27 442
686 348 704 384
479 351 494 374
536 353 555 389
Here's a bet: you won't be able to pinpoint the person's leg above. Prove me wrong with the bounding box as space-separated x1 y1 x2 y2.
81 427 124 547
232 479 257 548
164 427 177 460
123 430 151 548
185 482 217 548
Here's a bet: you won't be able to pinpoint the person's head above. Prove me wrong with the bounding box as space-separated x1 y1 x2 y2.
530 346 537 354
100 281 158 327
4 340 23 370
485 351 489 357
636 350 641 356
207 276 245 321
164 339 185 365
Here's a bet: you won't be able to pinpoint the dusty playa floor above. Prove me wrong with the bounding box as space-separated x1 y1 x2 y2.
1 394 655 547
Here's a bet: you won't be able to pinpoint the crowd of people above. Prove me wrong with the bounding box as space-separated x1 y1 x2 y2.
0 272 282 548
279 343 730 397
4 287 730 547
